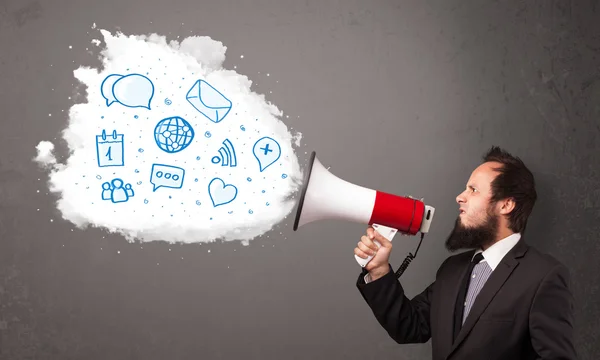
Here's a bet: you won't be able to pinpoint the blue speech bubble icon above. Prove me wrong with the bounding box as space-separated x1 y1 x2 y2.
150 164 185 192
253 137 281 172
101 73 155 110
100 75 122 107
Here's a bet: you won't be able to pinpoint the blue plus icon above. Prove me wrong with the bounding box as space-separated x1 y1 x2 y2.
260 144 273 155
253 137 281 172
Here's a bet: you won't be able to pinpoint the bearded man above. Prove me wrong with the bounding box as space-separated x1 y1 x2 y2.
355 146 577 360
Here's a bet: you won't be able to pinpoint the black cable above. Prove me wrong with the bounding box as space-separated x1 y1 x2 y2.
395 232 426 278
394 198 423 278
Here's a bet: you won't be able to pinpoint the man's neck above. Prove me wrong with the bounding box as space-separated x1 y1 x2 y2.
482 229 515 251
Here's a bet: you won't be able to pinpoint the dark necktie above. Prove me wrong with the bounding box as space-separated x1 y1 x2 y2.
453 252 484 343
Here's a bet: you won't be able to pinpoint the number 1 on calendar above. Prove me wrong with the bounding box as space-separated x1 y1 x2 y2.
96 130 124 167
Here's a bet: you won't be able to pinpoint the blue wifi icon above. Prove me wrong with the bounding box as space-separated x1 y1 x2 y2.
211 138 237 167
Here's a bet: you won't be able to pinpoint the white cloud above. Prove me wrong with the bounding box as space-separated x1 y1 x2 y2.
35 30 304 245
34 141 58 167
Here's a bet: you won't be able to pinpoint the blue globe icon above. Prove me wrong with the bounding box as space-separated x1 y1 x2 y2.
154 116 195 153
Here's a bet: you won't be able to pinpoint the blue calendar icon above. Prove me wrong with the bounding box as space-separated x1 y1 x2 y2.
96 129 124 167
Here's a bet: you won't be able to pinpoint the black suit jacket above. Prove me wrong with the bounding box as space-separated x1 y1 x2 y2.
356 238 577 360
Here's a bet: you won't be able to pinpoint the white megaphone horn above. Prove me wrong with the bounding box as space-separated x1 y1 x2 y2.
293 151 435 268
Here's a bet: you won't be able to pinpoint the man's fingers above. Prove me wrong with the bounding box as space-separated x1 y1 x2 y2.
367 227 375 239
358 240 376 256
360 235 379 252
354 247 370 259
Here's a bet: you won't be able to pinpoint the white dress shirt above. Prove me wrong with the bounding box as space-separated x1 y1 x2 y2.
363 233 522 283
471 232 521 271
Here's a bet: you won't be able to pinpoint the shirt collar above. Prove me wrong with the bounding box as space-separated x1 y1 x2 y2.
472 233 521 271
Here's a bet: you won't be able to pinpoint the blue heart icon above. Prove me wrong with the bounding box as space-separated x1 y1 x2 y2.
208 178 238 207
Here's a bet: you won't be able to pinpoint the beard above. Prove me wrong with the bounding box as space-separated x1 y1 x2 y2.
445 208 498 252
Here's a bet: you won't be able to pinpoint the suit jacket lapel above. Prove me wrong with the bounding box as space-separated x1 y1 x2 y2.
437 252 474 357
446 239 529 359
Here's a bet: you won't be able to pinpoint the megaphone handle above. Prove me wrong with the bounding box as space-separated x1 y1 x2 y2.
355 224 398 268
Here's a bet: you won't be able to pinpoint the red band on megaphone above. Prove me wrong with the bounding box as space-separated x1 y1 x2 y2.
369 191 425 234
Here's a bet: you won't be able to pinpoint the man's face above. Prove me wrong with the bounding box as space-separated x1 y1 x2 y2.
445 162 501 251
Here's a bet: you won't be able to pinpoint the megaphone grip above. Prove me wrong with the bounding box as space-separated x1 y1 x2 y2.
355 240 381 267
355 224 397 267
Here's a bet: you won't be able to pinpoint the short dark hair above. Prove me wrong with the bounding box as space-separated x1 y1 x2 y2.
482 146 537 233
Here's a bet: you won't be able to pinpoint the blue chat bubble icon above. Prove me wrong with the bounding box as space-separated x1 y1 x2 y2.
101 75 122 106
253 136 281 172
150 164 185 192
101 73 155 109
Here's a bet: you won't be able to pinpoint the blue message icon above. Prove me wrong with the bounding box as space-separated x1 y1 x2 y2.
154 116 195 153
185 80 232 123
96 129 124 167
101 73 155 109
208 178 238 207
253 137 281 172
150 164 185 192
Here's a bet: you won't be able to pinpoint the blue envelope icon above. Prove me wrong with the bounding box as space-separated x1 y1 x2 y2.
185 80 232 123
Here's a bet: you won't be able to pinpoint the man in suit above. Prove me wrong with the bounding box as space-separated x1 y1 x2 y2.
355 146 577 360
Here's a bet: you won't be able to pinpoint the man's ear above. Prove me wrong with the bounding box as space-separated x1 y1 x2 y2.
498 197 516 215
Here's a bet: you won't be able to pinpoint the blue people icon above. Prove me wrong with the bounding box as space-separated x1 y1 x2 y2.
101 178 134 204
125 183 134 197
110 179 128 203
101 182 112 200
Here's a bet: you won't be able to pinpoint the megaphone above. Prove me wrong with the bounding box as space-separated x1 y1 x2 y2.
293 151 435 268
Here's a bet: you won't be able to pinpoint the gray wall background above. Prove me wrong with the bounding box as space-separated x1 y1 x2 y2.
1 0 599 359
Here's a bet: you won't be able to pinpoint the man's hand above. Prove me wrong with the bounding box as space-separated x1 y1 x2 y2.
354 226 393 280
